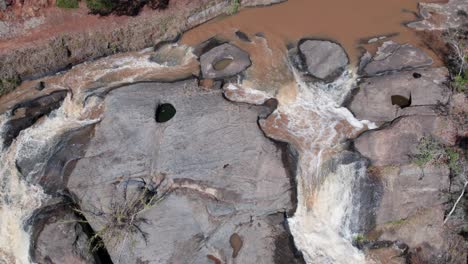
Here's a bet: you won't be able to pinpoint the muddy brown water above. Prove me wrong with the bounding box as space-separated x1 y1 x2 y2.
182 0 445 65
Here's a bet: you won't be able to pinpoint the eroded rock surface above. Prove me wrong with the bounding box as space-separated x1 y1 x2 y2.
354 115 457 166
351 39 467 264
362 41 433 76
65 79 302 263
408 0 468 30
349 67 450 123
297 39 349 82
30 204 97 264
200 43 251 79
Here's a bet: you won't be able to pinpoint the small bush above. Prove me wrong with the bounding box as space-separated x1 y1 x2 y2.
0 76 22 97
453 69 468 93
56 0 79 9
227 0 240 15
86 0 114 15
413 137 462 174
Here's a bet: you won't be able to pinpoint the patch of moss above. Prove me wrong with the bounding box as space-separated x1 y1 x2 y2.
86 0 114 15
413 137 443 167
446 148 461 174
56 0 79 9
413 137 463 174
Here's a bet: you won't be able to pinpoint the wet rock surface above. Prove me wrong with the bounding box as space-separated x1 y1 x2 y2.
362 41 433 76
1 90 68 148
297 39 349 82
200 43 252 79
64 79 302 263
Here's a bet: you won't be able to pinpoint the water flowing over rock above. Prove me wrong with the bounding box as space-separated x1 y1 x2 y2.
1 0 467 261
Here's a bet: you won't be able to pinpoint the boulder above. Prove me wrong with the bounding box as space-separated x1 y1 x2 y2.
31 204 97 264
66 79 303 263
200 43 251 79
348 67 450 122
298 39 349 81
354 115 457 166
362 41 433 76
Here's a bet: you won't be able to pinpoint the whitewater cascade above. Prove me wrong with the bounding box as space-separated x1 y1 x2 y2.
285 73 371 264
0 96 100 264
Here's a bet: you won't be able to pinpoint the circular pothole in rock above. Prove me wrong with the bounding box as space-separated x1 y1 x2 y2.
391 95 411 108
413 72 422 78
155 103 176 123
213 57 234 71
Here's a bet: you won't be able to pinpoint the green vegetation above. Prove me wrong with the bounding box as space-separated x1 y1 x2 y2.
108 42 119 54
86 0 114 15
56 0 79 9
0 76 22 97
227 0 240 15
413 137 444 167
446 148 461 174
413 137 461 174
453 69 468 93
353 234 366 244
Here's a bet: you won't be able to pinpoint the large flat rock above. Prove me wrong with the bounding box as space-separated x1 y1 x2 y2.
362 41 433 76
298 39 349 82
349 67 450 123
354 115 457 166
66 79 302 263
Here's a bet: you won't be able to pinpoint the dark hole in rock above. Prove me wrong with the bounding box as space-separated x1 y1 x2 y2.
235 30 251 42
155 103 176 123
35 81 46 91
223 164 229 168
391 95 411 108
213 58 234 71
413 72 422 78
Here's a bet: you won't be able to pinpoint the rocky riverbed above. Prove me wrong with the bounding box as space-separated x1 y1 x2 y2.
0 0 467 264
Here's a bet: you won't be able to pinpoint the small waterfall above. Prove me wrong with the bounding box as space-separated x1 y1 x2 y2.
258 68 376 264
0 96 100 264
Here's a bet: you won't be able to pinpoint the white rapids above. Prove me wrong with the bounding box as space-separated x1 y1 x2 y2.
0 96 100 264
229 66 376 264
